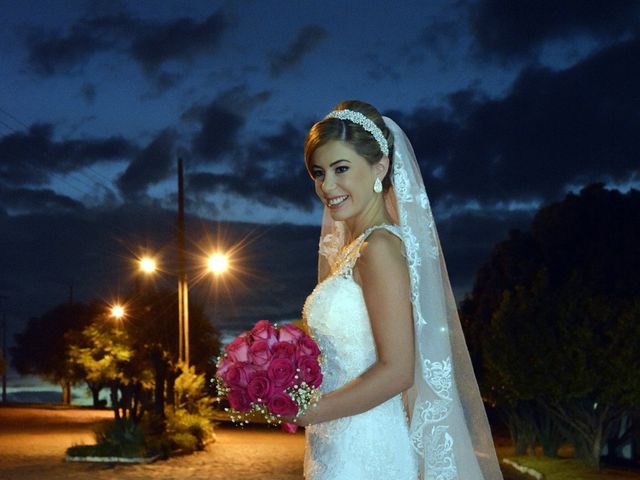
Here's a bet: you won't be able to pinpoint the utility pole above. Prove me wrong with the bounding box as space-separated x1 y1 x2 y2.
177 157 189 366
0 295 7 403
2 311 6 403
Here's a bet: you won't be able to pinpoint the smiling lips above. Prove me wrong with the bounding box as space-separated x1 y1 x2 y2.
326 195 349 208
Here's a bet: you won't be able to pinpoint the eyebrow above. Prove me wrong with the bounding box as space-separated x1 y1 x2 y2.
312 159 352 169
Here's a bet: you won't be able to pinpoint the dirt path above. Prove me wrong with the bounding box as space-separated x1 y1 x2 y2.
0 405 303 480
0 405 523 480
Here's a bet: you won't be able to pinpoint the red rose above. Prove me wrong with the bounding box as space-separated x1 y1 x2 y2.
224 362 257 388
227 387 251 412
267 357 297 388
278 323 305 343
251 320 278 347
297 355 323 388
246 371 272 403
268 391 298 416
226 334 251 362
298 335 321 357
248 340 272 368
272 341 298 359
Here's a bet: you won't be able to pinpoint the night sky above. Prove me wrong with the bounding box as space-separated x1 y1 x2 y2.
1 0 640 366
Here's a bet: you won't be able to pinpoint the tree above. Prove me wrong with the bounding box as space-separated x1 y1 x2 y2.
461 183 640 469
11 302 98 403
117 287 221 416
67 314 142 412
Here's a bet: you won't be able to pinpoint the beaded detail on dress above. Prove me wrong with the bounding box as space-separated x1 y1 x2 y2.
303 224 419 480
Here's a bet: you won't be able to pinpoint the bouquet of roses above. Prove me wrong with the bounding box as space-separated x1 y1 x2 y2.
214 319 323 433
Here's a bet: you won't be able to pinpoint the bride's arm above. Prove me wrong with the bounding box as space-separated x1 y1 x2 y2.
289 230 415 426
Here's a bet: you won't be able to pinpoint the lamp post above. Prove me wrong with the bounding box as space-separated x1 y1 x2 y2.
137 252 228 366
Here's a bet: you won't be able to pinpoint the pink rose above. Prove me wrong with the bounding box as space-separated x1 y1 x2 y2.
246 371 272 403
268 391 298 416
298 335 321 357
227 387 251 412
215 355 234 379
251 320 278 347
281 421 299 434
272 341 298 359
278 323 305 343
267 357 297 388
248 340 273 368
226 334 251 362
224 362 257 388
297 356 323 388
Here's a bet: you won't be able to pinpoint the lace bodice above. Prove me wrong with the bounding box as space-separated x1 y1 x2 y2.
302 223 419 479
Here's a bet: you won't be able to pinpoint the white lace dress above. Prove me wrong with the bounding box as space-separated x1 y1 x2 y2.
302 223 420 480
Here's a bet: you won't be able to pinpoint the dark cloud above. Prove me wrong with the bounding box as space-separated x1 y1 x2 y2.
117 128 176 199
269 25 328 77
130 12 227 74
81 82 97 104
24 10 227 88
467 0 640 63
184 86 271 162
419 18 463 64
386 33 640 207
26 27 109 75
0 123 136 186
26 13 138 75
0 187 84 214
188 104 245 162
187 121 316 211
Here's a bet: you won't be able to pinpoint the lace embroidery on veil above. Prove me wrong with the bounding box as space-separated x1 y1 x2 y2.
391 156 457 480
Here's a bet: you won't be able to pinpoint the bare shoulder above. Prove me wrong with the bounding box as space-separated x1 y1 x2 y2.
353 229 406 284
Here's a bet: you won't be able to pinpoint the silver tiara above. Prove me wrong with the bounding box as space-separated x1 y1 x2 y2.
324 109 389 156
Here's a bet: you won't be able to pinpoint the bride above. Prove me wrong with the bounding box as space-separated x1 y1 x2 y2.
281 100 504 480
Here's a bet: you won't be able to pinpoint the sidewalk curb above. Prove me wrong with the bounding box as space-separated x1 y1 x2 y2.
65 454 161 464
502 458 545 479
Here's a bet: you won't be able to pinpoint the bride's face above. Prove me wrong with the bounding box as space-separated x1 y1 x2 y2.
310 140 378 221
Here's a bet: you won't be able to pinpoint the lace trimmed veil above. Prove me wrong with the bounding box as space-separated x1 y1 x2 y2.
317 116 504 480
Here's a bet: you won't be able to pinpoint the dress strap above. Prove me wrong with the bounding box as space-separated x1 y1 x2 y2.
331 223 402 277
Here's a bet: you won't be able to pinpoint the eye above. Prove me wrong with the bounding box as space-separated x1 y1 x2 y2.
335 165 349 173
312 169 324 179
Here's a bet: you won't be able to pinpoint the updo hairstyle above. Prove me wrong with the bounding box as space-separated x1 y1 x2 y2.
303 100 395 191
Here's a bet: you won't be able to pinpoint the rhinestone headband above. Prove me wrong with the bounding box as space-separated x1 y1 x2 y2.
324 109 389 156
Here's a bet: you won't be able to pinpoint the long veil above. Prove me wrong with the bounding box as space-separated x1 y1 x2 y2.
317 116 504 480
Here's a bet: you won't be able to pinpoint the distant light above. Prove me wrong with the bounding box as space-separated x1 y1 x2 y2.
112 305 125 319
208 253 228 274
139 257 157 273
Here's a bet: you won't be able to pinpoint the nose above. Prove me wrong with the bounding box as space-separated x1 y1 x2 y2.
320 175 335 194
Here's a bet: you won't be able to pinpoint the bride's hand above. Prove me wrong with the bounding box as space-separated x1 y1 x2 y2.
281 402 320 427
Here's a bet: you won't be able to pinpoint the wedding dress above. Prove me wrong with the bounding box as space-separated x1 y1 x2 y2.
302 223 420 480
300 112 503 480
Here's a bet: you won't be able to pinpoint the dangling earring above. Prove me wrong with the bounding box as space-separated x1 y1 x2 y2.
373 177 383 193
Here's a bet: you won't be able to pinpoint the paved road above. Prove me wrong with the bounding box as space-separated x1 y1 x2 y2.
0 405 525 479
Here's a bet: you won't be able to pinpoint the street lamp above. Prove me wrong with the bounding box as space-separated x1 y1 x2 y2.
139 257 157 274
111 304 125 320
207 253 228 275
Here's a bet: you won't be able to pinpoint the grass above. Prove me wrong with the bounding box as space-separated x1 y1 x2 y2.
508 455 639 480
497 442 639 480
66 442 147 459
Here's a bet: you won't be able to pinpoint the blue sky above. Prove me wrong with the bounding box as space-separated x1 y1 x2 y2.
1 0 640 340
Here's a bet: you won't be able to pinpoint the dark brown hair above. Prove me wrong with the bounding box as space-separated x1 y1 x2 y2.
304 100 395 190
